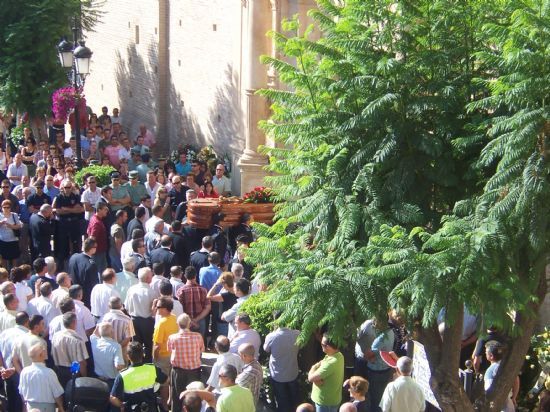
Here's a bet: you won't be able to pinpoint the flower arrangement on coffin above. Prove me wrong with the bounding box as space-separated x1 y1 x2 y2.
242 186 274 203
52 86 87 124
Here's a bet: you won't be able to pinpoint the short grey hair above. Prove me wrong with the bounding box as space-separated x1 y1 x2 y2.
219 364 237 382
397 356 413 375
97 322 113 338
45 256 56 272
231 262 244 278
122 255 137 272
138 267 151 282
109 296 122 310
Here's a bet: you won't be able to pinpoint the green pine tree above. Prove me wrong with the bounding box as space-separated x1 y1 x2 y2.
247 0 549 410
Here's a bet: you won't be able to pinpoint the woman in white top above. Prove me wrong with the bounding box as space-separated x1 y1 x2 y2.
11 266 33 311
0 199 22 269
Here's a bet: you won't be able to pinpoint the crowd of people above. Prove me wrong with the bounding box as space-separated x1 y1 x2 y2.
0 107 522 412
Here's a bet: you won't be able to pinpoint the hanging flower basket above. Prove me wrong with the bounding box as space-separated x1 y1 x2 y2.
52 86 86 124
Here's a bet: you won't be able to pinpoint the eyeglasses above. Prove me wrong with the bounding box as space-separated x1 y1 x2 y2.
63 186 72 189
321 342 329 347
89 181 96 184
2 206 10 209
216 169 223 171
1 186 9 189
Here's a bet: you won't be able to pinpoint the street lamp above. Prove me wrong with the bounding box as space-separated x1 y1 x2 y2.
56 21 93 169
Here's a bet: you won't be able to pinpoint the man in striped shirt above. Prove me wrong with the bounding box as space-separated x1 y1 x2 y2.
51 312 89 388
167 313 204 412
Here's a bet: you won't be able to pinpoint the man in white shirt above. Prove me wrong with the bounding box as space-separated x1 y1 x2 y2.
81 175 102 221
7 154 28 187
221 278 251 339
115 256 138 302
169 266 184 297
90 269 120 319
26 283 60 333
18 342 65 412
380 356 425 412
212 164 231 196
149 262 165 298
124 267 156 362
206 335 243 391
154 281 183 325
69 285 96 342
145 170 161 200
50 272 71 309
229 313 261 360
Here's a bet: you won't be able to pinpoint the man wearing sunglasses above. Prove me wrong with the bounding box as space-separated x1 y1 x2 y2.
52 181 84 268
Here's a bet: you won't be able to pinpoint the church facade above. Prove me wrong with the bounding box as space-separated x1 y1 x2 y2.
83 0 317 194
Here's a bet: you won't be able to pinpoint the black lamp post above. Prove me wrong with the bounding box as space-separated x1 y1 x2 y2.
56 20 92 169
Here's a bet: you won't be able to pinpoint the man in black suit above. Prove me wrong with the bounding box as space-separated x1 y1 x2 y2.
168 220 188 268
126 205 146 239
67 237 99 307
149 235 176 277
29 204 54 261
189 235 213 275
228 213 254 255
209 213 228 268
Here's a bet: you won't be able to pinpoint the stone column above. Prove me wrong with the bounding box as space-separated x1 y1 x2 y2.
238 0 271 194
157 0 170 156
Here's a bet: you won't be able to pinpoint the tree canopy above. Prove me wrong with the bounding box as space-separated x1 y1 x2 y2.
247 0 549 410
0 0 102 117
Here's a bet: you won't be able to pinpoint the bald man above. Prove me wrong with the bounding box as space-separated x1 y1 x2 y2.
18 343 65 412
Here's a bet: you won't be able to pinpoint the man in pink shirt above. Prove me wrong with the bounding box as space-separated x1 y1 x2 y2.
137 124 156 148
104 136 122 168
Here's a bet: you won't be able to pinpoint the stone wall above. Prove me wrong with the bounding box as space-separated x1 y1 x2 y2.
83 0 318 194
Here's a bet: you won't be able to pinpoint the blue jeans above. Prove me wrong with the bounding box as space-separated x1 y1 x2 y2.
270 377 300 412
108 252 122 272
315 405 339 412
94 251 108 276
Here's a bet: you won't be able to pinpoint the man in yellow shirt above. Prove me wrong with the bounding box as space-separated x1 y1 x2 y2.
152 296 178 409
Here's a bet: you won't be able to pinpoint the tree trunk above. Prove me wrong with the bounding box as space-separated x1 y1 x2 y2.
420 305 476 412
475 265 547 411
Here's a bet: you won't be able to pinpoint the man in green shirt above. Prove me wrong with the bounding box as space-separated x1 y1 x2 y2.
109 172 131 212
308 334 345 412
124 171 148 208
179 364 255 412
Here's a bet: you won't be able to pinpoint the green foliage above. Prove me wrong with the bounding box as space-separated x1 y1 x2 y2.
0 0 102 116
249 0 550 358
75 164 115 187
239 292 277 338
7 123 29 148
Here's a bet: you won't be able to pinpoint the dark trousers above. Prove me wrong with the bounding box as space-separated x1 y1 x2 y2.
367 367 394 412
5 373 22 412
54 219 82 267
270 377 300 412
171 367 201 412
55 365 77 390
131 316 154 363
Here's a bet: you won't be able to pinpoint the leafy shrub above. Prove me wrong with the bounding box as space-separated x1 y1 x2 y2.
75 164 116 188
239 292 276 337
